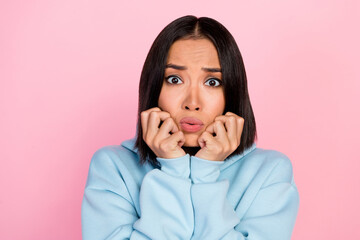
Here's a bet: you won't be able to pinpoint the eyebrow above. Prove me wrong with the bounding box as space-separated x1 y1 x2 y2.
202 67 222 73
165 64 222 73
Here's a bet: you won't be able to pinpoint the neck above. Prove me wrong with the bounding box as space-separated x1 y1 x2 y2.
182 146 201 156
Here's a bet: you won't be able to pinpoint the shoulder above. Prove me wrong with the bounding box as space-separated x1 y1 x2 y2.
87 141 152 186
222 146 295 188
89 137 141 169
245 147 295 187
90 145 138 170
248 147 292 168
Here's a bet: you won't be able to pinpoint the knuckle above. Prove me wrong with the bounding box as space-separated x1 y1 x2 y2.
203 131 211 137
175 131 183 137
215 120 222 126
149 111 157 117
231 142 238 150
140 111 148 119
228 116 236 123
149 111 159 120
163 117 173 124
159 141 168 151
161 118 173 129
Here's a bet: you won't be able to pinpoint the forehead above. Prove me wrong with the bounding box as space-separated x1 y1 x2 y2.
167 38 220 67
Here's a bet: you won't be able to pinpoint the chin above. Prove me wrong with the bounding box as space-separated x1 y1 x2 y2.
183 134 200 147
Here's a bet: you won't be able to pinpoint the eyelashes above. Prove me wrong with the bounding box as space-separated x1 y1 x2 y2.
204 78 222 87
165 75 223 87
165 75 183 84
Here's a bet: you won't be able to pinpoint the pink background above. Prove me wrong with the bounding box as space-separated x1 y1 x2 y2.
1 0 359 239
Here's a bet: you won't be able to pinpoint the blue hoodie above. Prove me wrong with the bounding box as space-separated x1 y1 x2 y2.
82 137 299 240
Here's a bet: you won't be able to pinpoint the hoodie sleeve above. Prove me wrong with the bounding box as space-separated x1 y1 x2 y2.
189 155 299 240
132 154 194 239
82 148 194 240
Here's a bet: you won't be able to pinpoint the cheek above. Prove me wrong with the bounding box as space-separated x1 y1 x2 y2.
206 91 225 116
158 87 180 113
158 84 168 110
216 96 225 113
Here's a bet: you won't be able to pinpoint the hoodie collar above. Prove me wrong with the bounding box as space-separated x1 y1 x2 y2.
121 136 256 169
121 136 138 153
220 143 256 170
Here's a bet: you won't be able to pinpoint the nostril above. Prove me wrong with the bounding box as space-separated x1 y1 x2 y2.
185 106 200 111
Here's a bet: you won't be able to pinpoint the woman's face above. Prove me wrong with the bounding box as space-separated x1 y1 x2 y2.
158 38 225 147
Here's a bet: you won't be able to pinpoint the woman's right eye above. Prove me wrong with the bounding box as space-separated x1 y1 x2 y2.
165 75 183 84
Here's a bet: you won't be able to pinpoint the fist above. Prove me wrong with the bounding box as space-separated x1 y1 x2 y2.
195 112 244 161
141 107 186 159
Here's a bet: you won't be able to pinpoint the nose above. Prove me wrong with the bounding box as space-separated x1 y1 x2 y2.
182 87 201 111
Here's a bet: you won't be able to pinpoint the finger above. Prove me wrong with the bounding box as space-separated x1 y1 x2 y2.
146 111 171 142
225 112 244 139
214 116 227 130
236 117 245 144
163 131 185 149
225 112 244 144
218 114 238 146
206 120 228 147
198 131 215 149
156 117 179 141
225 112 236 116
226 116 237 144
212 120 228 142
205 121 216 135
215 115 235 138
141 107 161 137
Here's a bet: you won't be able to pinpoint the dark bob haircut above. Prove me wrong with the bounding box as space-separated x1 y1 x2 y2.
135 15 257 166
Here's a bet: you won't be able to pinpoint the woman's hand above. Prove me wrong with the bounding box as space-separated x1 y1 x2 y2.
195 112 244 161
141 107 186 159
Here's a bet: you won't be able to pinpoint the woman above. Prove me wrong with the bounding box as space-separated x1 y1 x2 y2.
82 15 299 240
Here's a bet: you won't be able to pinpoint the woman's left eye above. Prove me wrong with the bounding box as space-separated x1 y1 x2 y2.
205 78 222 87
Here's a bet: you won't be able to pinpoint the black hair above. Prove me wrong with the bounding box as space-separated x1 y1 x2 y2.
134 15 257 166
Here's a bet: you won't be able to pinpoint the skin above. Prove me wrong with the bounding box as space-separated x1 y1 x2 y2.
141 38 244 161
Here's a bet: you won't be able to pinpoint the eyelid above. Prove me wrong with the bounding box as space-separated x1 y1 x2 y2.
165 74 181 78
205 77 223 87
165 75 183 84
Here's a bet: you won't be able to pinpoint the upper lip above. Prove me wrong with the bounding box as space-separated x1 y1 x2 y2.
180 117 204 125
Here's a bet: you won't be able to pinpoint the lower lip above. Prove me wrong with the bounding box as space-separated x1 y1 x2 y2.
180 123 204 133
